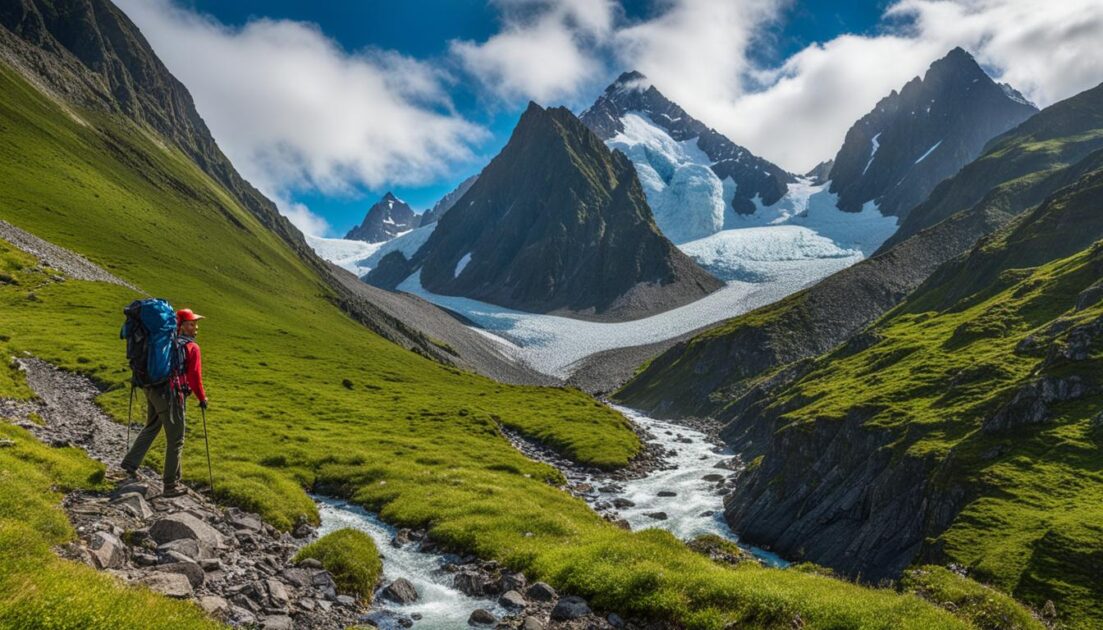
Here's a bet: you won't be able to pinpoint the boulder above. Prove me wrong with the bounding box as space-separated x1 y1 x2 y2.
197 595 230 617
657 490 677 497
158 561 205 588
525 581 557 602
228 512 263 531
468 608 496 625
498 590 526 610
608 612 625 628
612 498 635 509
551 595 592 620
158 538 200 560
111 492 153 520
139 572 193 598
498 571 526 592
381 578 419 604
644 511 668 520
89 531 126 569
702 474 724 482
230 605 257 626
522 617 545 630
266 578 290 607
111 481 154 500
149 513 224 551
453 571 489 596
261 615 294 630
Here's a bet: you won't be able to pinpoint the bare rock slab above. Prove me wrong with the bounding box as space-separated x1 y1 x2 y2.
149 513 224 550
139 572 193 598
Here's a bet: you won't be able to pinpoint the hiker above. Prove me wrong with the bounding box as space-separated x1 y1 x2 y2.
121 308 208 497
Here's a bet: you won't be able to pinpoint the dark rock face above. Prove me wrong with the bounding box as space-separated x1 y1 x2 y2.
345 193 420 243
723 405 960 581
581 71 794 216
419 175 477 226
829 47 1037 218
366 102 722 320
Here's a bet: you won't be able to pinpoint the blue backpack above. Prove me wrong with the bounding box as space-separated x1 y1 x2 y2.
121 298 185 387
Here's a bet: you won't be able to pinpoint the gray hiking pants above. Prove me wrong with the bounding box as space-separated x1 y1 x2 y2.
122 384 185 488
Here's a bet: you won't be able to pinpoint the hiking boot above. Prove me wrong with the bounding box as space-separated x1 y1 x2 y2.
107 467 138 483
161 485 187 498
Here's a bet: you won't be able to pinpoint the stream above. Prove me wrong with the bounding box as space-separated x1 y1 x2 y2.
315 406 786 627
588 406 787 567
316 497 505 629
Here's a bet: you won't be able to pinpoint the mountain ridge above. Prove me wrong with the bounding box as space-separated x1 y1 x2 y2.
828 47 1038 218
367 101 723 320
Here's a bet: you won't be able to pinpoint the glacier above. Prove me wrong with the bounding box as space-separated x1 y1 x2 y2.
607 112 729 243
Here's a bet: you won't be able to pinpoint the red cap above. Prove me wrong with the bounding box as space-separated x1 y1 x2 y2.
176 308 205 325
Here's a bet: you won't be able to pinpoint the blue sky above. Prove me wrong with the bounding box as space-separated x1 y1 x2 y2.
121 1 1103 237
177 0 886 232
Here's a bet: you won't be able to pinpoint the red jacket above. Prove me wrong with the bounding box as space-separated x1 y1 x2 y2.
179 339 207 403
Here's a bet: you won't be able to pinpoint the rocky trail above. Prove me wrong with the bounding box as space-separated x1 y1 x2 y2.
3 357 362 629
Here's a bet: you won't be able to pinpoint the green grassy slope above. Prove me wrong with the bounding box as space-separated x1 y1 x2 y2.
0 63 975 628
728 167 1103 626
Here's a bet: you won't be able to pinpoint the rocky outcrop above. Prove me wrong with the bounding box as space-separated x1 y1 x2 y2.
723 410 964 581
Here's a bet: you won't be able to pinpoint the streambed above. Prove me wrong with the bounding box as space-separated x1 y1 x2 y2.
315 498 505 629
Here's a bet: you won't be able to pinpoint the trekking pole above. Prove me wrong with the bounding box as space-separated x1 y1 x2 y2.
125 384 135 454
201 406 214 493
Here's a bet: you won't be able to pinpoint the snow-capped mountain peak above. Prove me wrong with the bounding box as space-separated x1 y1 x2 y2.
580 72 794 241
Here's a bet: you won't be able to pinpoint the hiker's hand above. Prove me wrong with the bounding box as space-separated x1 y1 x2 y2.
199 399 208 410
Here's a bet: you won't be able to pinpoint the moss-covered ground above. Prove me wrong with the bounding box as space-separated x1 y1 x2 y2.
753 183 1103 627
0 62 977 628
294 529 382 601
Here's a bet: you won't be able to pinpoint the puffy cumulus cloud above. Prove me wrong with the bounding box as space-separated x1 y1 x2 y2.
613 0 782 118
720 35 947 172
450 0 617 103
890 0 1103 106
115 0 486 236
641 0 1103 173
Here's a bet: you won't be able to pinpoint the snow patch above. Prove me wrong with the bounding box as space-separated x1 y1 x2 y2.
862 132 882 175
454 252 472 278
914 140 943 164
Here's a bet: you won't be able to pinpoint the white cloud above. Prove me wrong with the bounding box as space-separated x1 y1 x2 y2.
450 0 617 103
889 0 1103 107
628 0 1103 173
116 0 486 236
280 199 332 237
613 0 782 117
720 35 946 172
